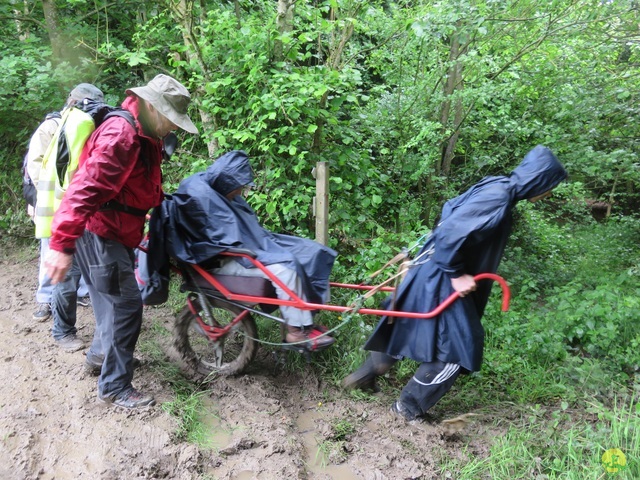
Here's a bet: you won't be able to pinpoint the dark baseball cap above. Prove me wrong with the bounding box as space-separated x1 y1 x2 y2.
68 83 104 102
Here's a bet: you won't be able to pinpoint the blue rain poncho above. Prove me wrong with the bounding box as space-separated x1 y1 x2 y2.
364 145 567 371
141 150 336 306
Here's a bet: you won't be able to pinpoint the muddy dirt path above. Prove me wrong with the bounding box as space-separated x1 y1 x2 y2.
0 245 494 479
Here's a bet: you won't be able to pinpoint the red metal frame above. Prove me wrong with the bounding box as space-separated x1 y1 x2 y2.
187 294 251 342
185 251 511 320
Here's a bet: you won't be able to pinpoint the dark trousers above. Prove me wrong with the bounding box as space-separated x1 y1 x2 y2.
74 231 143 398
51 256 82 340
400 360 461 418
368 352 461 418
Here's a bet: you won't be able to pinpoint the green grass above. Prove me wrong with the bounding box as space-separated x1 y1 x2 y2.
314 418 357 467
441 396 640 479
162 389 215 445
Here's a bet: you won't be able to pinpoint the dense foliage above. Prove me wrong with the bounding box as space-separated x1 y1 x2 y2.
1 1 639 476
1 1 638 241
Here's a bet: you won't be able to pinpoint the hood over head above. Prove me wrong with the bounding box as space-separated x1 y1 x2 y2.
204 150 254 197
509 145 567 201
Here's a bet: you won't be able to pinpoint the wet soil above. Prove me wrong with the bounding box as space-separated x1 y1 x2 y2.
0 245 496 479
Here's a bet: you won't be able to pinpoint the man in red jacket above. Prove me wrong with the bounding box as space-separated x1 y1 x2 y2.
45 74 198 409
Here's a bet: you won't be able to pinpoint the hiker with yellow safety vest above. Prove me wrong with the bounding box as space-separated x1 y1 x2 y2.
26 85 100 333
35 106 102 238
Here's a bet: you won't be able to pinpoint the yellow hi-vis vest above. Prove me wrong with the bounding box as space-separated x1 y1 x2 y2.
34 107 96 239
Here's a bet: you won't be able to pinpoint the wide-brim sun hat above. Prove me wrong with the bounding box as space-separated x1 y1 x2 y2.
126 74 198 134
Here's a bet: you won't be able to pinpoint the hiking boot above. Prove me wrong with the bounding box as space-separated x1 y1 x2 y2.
98 388 156 409
342 367 378 392
77 296 91 307
33 303 51 321
311 323 329 334
390 400 417 422
55 334 84 352
85 353 141 376
342 352 396 392
285 325 335 352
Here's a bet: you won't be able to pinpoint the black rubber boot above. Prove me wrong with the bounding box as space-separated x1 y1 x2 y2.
342 351 397 391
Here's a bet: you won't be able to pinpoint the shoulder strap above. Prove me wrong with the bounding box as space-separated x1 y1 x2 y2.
77 99 136 130
45 111 62 121
103 110 136 129
97 110 147 217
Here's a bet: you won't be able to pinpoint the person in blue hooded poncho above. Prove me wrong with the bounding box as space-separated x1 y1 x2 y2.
342 145 567 421
147 150 337 351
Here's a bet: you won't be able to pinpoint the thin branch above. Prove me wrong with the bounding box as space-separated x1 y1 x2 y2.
0 14 46 30
75 1 142 23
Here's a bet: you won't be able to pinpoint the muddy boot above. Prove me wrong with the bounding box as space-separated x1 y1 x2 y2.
285 325 335 352
342 351 397 391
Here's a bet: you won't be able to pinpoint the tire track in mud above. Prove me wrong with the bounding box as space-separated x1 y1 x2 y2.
199 373 310 478
193 365 446 480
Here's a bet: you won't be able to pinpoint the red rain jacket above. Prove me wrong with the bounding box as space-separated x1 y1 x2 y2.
50 96 163 253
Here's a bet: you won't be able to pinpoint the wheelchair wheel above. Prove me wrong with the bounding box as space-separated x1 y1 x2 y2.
173 296 258 376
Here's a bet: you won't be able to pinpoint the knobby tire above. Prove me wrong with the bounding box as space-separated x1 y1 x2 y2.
173 296 258 376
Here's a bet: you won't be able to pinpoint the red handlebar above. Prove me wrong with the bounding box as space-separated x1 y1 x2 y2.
429 273 511 317
475 273 511 311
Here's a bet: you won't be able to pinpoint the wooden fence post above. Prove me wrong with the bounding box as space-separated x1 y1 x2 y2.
314 161 329 245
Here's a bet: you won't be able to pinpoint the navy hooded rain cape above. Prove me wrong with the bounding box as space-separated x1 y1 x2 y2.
141 150 336 306
364 145 567 372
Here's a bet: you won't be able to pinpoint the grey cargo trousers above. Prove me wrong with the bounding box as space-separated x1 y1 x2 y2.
73 230 142 398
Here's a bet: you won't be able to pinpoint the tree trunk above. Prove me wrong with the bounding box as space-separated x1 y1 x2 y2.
41 0 62 62
442 83 463 177
439 32 464 177
13 0 30 40
173 0 219 156
234 0 242 29
274 0 295 62
311 6 357 153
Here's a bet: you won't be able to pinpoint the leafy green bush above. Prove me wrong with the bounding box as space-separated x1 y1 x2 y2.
477 214 640 408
